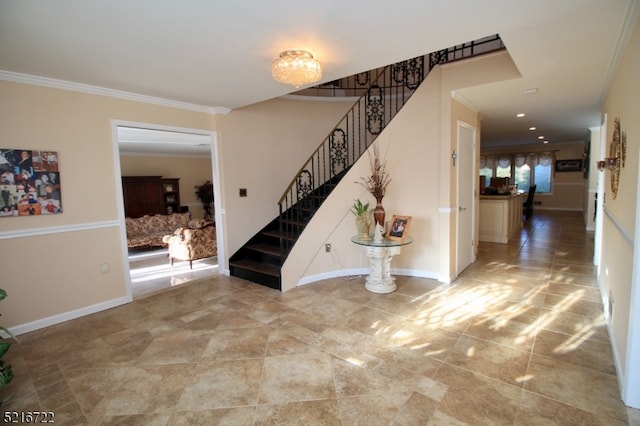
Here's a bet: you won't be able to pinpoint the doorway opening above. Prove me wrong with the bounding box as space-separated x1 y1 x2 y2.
112 121 223 299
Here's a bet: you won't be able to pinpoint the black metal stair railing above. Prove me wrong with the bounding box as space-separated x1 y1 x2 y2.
277 34 505 259
293 35 505 98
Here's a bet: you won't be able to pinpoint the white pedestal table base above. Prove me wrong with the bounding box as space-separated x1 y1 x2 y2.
351 234 413 294
363 245 402 293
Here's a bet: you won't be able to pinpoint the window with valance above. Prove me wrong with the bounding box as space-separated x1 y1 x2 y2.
480 151 555 193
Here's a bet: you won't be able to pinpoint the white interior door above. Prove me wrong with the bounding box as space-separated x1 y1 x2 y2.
456 122 475 275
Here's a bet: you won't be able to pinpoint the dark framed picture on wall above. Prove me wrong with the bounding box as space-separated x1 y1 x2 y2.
0 148 62 217
555 159 583 173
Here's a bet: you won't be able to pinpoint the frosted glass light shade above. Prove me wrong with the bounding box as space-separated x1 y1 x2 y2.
271 50 322 88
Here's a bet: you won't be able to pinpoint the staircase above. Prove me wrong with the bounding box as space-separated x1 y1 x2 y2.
229 171 347 290
229 35 505 290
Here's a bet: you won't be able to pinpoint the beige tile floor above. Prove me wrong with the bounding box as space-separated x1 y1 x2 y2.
3 211 640 424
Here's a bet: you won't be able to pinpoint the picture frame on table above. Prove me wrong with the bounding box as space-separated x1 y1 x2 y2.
386 215 412 242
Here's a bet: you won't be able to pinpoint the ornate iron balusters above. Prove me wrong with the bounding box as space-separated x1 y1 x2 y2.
429 49 449 69
329 129 348 175
296 170 313 200
404 56 424 90
355 71 370 86
366 85 384 135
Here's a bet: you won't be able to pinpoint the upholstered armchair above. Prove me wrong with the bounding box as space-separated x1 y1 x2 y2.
162 222 217 269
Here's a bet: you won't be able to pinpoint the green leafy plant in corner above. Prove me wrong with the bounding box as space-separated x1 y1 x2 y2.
0 288 16 406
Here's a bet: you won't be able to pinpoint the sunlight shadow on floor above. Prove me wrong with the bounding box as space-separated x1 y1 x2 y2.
128 247 218 298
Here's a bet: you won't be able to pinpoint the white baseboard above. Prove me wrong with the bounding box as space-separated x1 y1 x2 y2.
297 268 369 286
9 295 132 337
600 282 627 402
297 268 445 287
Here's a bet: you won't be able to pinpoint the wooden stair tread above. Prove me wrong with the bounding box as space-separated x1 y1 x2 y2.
262 230 298 241
247 243 280 256
230 259 281 277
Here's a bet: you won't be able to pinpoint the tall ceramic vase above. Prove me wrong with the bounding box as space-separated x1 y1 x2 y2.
373 197 385 229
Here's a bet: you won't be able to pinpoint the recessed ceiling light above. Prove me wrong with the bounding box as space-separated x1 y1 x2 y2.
538 136 544 140
543 140 549 144
524 88 538 94
529 127 537 131
516 113 526 118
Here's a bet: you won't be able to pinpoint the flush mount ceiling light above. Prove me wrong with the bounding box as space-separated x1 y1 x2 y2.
271 50 322 88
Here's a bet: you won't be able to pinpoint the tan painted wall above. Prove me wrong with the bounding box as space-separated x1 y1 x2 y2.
119 155 213 219
600 15 640 383
0 80 215 331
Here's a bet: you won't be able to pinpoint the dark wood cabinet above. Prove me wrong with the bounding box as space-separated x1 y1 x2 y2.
161 178 180 214
122 176 181 217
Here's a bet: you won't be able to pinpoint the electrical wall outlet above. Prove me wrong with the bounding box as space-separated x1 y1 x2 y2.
325 243 331 252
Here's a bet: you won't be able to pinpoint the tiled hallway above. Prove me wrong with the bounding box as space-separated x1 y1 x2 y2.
3 211 639 424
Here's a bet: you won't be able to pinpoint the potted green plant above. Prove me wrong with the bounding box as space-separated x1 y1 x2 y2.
194 181 214 221
350 199 372 240
0 288 16 406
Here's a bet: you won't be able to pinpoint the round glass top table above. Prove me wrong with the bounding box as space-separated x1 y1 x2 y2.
350 235 413 293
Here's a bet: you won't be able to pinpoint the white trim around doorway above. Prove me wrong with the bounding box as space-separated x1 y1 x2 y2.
110 120 226 301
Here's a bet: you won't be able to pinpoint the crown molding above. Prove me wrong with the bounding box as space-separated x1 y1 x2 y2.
599 0 640 103
451 90 480 113
0 70 231 115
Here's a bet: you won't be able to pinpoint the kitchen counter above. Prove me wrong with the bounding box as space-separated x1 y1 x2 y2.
480 192 524 199
479 193 523 243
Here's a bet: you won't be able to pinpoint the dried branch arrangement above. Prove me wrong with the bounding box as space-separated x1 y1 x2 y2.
357 143 390 199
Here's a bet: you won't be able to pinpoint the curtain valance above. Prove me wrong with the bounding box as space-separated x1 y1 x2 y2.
480 151 555 169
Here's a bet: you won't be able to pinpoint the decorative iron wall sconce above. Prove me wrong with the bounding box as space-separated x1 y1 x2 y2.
598 157 619 172
599 118 626 198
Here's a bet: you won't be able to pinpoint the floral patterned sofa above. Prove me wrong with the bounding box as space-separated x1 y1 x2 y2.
162 221 217 268
125 212 191 248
